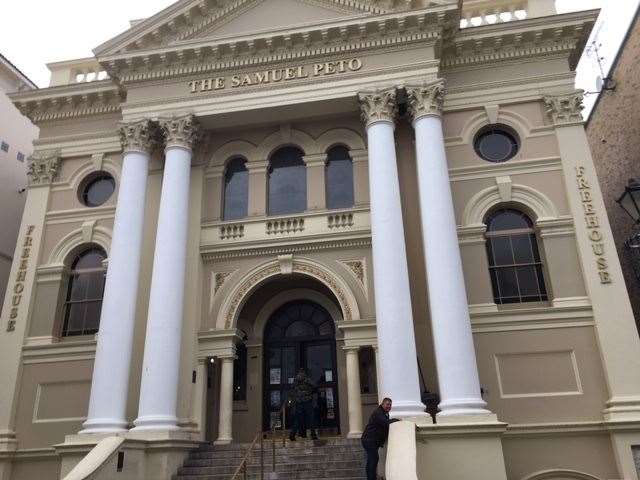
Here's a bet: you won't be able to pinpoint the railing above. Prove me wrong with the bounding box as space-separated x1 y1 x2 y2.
230 427 280 480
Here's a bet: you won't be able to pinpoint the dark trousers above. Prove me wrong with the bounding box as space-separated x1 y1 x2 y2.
292 400 315 437
362 441 379 480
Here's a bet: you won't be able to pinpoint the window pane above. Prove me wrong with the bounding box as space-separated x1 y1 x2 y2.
516 265 539 297
69 274 89 301
83 301 102 333
326 146 354 210
490 237 513 266
83 175 115 207
285 320 316 337
74 249 105 269
511 234 534 264
496 267 519 299
65 303 87 335
223 158 248 220
85 272 106 300
536 265 548 297
487 209 531 231
268 147 306 215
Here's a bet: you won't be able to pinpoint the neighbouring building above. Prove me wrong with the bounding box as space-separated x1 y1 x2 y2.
0 54 38 309
587 7 640 330
2 1 640 480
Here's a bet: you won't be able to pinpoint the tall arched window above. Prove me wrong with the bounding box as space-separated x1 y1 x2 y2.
485 208 548 304
325 146 354 210
62 247 107 336
223 157 249 220
268 146 306 215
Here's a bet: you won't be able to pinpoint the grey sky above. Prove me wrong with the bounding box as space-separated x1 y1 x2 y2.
0 0 634 117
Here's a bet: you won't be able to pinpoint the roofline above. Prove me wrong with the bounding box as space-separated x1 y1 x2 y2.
586 4 640 125
0 52 38 90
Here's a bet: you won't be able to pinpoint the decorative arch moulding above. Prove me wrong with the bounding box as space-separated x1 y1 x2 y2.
217 257 361 330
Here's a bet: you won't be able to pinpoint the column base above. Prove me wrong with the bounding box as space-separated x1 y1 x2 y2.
131 415 180 431
437 397 493 418
390 400 429 418
214 437 232 445
347 431 363 439
79 417 129 434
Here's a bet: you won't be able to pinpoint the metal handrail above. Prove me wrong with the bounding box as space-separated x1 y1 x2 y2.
230 431 261 480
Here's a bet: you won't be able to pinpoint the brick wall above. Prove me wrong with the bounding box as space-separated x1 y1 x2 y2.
587 12 640 333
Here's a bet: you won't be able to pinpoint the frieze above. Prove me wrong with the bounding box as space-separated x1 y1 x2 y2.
27 151 61 186
188 58 362 94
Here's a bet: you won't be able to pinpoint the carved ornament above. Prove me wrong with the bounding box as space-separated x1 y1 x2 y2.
406 79 445 121
119 119 158 154
543 91 584 126
27 150 61 186
358 87 397 127
160 114 201 150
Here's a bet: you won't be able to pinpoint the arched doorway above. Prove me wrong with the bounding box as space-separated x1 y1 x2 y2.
263 300 340 434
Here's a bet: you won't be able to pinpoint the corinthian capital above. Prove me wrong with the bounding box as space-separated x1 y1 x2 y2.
543 91 584 126
358 87 398 127
160 114 201 151
119 119 158 154
27 150 61 186
406 79 445 121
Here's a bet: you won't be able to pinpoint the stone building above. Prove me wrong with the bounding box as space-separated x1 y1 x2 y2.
0 54 38 307
1 1 640 479
587 7 640 330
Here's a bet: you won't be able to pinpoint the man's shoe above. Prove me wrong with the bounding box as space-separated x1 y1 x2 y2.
310 431 318 440
289 434 296 441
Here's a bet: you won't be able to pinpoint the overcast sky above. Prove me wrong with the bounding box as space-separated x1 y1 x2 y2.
0 0 637 117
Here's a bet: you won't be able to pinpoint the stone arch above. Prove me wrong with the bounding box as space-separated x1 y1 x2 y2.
209 139 258 168
256 128 319 159
460 107 534 146
520 470 602 480
316 128 366 153
462 183 559 227
250 288 344 342
47 226 112 265
217 257 360 330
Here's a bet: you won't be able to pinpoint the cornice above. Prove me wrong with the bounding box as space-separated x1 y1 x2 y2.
201 236 371 262
9 81 124 124
97 6 456 83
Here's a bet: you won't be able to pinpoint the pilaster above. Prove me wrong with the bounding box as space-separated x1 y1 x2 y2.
303 153 327 211
247 160 268 217
349 149 370 207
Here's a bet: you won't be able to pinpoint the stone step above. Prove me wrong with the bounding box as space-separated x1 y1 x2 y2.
175 477 364 480
174 470 365 480
184 451 364 467
178 459 364 475
190 444 363 459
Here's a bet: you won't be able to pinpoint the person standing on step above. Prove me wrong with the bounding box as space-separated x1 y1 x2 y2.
361 398 400 480
289 368 318 441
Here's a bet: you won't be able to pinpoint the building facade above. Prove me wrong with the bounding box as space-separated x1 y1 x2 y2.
2 1 640 479
0 55 38 308
587 8 640 330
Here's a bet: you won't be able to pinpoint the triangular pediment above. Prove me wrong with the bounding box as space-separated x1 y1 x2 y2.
94 0 389 57
189 0 364 41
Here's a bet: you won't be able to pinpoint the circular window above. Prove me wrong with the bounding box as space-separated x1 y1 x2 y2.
80 172 115 207
474 125 520 163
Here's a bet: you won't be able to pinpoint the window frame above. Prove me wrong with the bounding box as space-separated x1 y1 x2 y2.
267 146 307 216
79 171 116 208
325 145 355 210
473 124 520 163
484 208 549 305
61 247 107 337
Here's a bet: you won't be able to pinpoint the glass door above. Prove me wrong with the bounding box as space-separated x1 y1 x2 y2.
303 341 340 431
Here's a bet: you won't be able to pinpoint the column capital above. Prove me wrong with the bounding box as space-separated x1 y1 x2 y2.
27 150 61 186
159 113 201 151
349 149 368 163
343 345 361 353
119 119 158 155
406 79 445 122
543 90 584 126
358 87 398 128
302 153 328 167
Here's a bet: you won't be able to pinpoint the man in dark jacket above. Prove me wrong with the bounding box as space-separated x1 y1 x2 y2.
289 368 318 441
361 398 400 480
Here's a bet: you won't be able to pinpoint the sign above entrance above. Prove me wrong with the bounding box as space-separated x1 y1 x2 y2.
187 57 363 94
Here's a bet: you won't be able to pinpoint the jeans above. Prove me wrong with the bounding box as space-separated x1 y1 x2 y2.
291 400 315 437
362 441 379 480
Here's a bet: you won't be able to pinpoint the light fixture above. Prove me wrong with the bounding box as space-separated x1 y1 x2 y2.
616 178 640 224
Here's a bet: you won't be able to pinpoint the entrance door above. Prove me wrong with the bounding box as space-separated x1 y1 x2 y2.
263 301 340 433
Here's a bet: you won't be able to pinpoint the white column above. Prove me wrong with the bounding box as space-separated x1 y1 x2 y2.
133 114 199 431
406 81 490 417
344 346 363 438
358 88 426 417
81 120 155 433
215 356 234 445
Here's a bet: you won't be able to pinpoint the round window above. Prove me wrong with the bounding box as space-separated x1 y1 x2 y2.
474 125 520 163
80 172 115 207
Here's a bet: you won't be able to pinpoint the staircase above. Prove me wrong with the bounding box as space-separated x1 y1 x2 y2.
173 437 366 480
